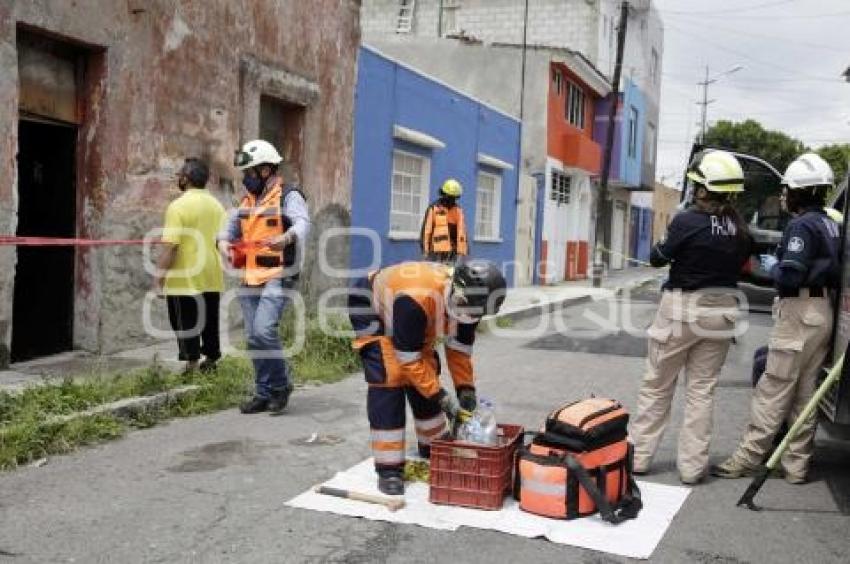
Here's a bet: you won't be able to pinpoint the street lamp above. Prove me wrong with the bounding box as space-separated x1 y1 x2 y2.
697 65 744 144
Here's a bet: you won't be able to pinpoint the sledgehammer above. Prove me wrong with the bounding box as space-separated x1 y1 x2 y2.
314 486 406 512
737 352 845 511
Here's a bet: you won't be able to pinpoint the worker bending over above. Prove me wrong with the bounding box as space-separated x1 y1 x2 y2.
348 260 506 495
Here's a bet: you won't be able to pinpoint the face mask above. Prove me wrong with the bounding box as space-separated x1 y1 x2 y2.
243 175 263 194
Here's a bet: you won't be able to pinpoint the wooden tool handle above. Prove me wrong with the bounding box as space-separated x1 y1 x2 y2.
314 486 405 512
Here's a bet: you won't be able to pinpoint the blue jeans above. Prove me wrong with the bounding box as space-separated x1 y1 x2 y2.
239 278 294 399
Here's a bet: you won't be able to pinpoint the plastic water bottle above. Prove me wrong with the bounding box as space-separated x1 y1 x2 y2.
477 398 498 446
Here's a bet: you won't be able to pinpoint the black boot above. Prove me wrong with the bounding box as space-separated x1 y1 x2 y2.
377 472 405 496
240 396 269 414
268 383 295 416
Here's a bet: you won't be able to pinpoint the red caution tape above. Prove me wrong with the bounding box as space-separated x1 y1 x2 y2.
0 236 166 247
0 236 268 249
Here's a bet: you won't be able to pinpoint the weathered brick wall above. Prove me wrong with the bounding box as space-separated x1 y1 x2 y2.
0 0 360 360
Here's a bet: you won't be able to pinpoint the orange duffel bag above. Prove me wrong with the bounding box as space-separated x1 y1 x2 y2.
513 398 642 523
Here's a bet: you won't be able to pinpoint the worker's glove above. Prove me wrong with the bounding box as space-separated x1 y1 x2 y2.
438 391 472 424
759 254 778 273
457 387 477 412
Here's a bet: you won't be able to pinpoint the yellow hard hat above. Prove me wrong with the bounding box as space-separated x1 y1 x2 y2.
825 207 844 225
441 178 463 198
686 150 745 193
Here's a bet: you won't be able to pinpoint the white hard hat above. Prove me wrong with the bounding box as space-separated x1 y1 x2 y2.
686 150 745 193
783 153 834 190
234 139 283 170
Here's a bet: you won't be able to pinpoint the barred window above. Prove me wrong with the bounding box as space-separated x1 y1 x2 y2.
550 171 572 205
390 150 430 236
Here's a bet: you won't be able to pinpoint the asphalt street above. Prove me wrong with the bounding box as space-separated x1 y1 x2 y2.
0 279 848 563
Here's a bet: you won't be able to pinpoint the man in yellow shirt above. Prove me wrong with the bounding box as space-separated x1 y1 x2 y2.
154 158 227 373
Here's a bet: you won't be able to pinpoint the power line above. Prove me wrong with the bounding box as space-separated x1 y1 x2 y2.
665 7 850 20
662 0 799 16
664 22 839 82
664 16 847 53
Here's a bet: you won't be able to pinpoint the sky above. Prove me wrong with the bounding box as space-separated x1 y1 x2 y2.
653 0 850 188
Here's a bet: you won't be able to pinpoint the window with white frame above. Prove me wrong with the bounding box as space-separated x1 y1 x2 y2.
565 82 585 129
475 172 501 240
628 106 638 159
550 171 571 205
441 0 461 36
390 150 430 237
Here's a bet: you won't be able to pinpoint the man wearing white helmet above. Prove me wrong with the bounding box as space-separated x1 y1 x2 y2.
713 153 840 483
218 139 311 414
631 150 752 485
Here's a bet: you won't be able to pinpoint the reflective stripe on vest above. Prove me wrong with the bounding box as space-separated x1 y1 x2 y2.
240 180 285 286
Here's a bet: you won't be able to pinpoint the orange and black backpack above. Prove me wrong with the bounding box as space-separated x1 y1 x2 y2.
513 398 642 524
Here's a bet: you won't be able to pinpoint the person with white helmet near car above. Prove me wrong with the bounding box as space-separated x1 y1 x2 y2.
713 153 839 483
631 149 753 485
218 139 311 414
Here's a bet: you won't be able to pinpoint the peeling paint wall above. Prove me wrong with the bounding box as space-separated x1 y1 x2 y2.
0 0 361 361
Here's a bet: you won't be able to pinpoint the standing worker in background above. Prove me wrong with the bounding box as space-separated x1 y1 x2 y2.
154 158 226 374
420 179 468 263
631 150 752 485
347 260 507 495
218 140 311 415
713 153 839 484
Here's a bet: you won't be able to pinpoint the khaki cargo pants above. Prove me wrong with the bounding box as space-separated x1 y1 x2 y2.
728 294 832 480
632 290 740 481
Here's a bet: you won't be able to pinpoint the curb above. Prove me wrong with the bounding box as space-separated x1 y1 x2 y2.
493 294 594 323
491 273 662 324
47 385 201 425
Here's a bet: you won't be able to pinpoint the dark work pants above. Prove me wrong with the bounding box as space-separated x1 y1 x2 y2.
166 292 221 362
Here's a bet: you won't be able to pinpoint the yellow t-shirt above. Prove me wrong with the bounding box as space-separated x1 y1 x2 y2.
161 188 227 295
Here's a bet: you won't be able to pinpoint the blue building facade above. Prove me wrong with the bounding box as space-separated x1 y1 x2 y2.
350 46 521 283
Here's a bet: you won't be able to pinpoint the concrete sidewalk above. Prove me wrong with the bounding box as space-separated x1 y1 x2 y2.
495 266 662 321
0 267 662 392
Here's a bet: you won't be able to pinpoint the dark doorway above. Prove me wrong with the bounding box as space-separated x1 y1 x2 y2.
259 95 305 184
11 119 77 362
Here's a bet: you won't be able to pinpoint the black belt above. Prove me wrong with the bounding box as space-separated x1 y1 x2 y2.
778 286 825 298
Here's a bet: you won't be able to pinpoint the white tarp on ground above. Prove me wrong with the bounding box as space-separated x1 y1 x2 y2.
285 459 691 560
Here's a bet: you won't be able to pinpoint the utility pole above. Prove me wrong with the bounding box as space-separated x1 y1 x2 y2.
697 65 742 145
592 1 629 288
697 65 715 145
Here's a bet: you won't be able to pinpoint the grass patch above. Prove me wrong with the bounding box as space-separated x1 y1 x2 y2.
280 312 360 384
0 357 254 470
0 313 360 470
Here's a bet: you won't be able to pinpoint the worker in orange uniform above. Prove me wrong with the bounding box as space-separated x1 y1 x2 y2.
420 179 468 263
347 260 507 495
218 139 310 415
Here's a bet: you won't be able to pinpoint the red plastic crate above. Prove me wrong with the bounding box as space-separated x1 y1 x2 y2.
429 423 523 510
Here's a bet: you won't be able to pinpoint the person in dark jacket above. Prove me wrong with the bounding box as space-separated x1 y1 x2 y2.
631 149 752 485
713 153 839 484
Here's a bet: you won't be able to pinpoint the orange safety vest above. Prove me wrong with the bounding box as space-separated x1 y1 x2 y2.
237 179 298 286
354 262 474 397
422 203 468 256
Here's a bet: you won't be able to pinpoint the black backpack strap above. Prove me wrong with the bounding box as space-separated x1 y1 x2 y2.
564 452 642 524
